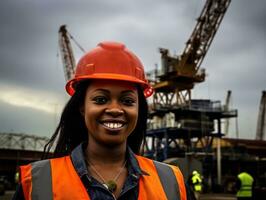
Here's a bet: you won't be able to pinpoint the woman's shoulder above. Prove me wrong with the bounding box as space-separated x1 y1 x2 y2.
135 155 182 174
131 153 185 181
20 155 72 183
21 155 71 169
136 155 180 167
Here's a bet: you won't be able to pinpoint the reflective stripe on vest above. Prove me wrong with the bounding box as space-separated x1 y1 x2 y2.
191 175 202 192
21 156 90 200
20 155 187 200
153 160 180 200
31 160 53 200
236 172 254 197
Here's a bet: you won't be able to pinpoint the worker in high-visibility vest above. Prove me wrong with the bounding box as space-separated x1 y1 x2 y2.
14 171 19 184
188 170 202 200
236 172 254 200
12 41 192 200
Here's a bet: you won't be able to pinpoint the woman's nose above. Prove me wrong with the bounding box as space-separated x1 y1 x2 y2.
105 102 124 116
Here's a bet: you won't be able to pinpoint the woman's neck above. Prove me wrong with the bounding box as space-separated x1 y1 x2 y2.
85 140 127 166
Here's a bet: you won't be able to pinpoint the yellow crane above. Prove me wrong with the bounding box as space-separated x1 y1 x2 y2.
150 0 231 108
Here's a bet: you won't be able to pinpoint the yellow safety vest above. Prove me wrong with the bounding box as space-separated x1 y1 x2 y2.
191 174 202 192
236 172 254 197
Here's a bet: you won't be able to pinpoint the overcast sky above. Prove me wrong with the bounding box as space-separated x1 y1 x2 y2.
0 0 265 140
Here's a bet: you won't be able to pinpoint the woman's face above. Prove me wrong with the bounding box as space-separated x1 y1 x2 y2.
82 79 139 147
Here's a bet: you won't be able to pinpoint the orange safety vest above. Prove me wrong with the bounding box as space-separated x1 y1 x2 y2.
20 155 187 200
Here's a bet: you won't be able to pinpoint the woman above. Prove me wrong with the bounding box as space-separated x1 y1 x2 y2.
13 41 189 200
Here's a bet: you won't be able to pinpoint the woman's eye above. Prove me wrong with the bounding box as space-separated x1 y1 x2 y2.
93 96 108 104
121 97 136 106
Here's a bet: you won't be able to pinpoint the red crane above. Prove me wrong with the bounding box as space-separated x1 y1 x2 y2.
58 25 85 81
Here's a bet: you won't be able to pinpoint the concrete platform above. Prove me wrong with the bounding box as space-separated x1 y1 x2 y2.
200 193 237 200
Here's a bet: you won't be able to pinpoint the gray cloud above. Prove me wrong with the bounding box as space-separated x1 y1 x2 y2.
0 0 265 138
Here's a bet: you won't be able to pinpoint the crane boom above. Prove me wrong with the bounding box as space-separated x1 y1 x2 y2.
58 25 76 81
151 0 231 107
181 0 231 72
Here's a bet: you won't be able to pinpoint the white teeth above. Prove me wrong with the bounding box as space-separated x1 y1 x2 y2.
103 122 123 129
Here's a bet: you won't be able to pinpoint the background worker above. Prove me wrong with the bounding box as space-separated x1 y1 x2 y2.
188 170 203 200
236 171 254 200
12 41 192 200
14 170 19 185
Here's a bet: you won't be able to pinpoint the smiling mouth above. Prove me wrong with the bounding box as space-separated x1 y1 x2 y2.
103 122 124 129
99 120 126 132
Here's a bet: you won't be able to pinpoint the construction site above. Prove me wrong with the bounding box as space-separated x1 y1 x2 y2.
0 0 265 199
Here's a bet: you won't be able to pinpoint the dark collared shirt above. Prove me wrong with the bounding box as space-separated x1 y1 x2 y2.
71 143 146 200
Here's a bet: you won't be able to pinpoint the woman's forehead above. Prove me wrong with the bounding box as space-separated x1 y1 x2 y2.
88 79 137 92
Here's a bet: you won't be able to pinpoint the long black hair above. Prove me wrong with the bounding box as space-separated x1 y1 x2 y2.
43 81 148 158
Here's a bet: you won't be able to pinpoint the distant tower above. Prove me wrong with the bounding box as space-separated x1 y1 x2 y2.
224 90 231 135
256 91 266 140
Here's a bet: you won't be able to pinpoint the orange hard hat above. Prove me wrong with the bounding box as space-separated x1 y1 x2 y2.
66 41 153 98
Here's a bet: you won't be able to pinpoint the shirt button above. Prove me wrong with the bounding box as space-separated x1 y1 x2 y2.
131 174 139 179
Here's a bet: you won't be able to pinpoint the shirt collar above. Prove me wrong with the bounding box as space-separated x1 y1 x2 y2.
71 143 88 177
127 147 149 176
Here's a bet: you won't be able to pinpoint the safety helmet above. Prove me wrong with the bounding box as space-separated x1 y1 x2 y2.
192 170 199 175
65 41 153 98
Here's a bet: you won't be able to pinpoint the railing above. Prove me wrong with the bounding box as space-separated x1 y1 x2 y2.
0 132 49 151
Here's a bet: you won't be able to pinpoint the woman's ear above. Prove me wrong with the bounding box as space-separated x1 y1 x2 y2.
80 106 85 116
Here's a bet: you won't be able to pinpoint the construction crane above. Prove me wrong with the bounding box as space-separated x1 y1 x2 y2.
256 91 266 140
58 25 85 81
58 25 76 81
150 0 231 108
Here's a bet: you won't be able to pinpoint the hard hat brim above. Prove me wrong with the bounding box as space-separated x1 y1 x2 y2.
65 73 153 98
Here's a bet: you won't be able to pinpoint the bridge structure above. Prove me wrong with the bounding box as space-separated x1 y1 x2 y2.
0 132 49 187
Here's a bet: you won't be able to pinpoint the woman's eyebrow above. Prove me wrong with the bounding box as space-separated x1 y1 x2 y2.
91 89 136 95
92 89 110 94
121 90 137 95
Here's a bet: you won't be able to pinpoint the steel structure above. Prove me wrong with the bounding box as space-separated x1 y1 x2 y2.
144 3 237 185
145 100 237 161
145 0 234 160
0 133 49 191
0 132 49 152
144 1 237 188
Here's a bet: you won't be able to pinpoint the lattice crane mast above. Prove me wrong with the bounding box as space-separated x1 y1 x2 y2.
151 0 231 108
58 25 79 81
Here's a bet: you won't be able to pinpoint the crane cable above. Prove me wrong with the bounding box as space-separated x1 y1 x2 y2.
67 31 86 53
